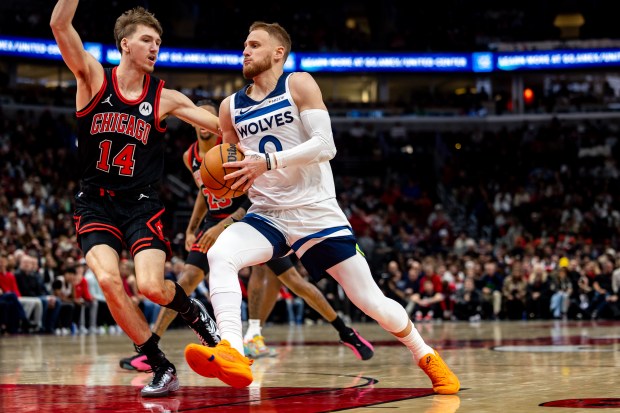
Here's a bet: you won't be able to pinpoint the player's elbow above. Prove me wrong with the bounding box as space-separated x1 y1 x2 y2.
49 13 64 30
50 19 69 34
313 132 336 159
326 146 337 160
321 136 337 160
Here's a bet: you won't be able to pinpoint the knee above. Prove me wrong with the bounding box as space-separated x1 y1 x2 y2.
98 272 123 296
361 300 384 319
207 244 231 267
136 279 167 304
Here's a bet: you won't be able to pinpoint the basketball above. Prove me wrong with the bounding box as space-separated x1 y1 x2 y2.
200 143 246 199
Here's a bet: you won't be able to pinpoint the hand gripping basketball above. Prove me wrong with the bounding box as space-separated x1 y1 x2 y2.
199 143 246 199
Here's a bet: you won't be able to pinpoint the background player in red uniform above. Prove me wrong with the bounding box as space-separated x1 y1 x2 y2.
50 0 220 397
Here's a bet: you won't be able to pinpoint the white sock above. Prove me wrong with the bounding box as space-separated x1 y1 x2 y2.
244 319 262 341
211 291 244 354
396 326 434 361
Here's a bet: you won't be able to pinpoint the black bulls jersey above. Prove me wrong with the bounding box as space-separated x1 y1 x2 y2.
186 141 248 220
76 67 166 191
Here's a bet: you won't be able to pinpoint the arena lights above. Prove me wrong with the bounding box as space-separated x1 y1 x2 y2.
3 35 620 73
299 53 471 72
0 35 102 62
104 47 300 70
496 49 620 71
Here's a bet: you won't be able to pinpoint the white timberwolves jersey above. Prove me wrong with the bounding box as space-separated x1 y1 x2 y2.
230 73 336 210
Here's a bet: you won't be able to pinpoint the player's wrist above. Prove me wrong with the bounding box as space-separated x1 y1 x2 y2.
265 153 272 170
265 153 279 170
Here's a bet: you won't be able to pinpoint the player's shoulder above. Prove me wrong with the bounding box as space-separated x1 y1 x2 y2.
219 95 234 115
288 71 315 85
288 72 321 106
220 95 232 106
288 72 319 95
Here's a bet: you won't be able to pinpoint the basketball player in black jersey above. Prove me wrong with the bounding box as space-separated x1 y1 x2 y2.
119 101 373 372
51 1 221 397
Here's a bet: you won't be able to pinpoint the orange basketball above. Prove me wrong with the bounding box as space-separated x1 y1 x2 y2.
200 143 246 199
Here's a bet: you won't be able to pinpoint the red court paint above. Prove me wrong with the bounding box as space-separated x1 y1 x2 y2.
541 398 620 408
0 383 434 412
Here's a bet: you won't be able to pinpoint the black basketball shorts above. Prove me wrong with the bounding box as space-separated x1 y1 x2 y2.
73 185 171 259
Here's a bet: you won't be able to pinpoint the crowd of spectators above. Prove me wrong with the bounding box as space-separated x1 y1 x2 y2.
1 1 617 52
2 88 620 333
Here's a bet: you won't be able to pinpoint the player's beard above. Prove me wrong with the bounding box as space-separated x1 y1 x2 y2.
243 55 272 79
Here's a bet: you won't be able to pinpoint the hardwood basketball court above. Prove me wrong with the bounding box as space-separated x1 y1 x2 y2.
1 320 618 412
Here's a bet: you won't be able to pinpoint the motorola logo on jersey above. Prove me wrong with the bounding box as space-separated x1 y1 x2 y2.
236 111 294 138
90 112 152 144
139 102 153 116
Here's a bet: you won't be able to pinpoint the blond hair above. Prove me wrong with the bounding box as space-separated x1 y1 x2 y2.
114 7 163 53
249 21 292 61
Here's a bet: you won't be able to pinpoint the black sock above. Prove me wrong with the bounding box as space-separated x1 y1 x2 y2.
164 282 193 316
136 333 167 367
331 316 349 336
134 332 160 353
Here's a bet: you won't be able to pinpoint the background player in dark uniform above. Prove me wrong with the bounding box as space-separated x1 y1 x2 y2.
244 257 374 360
50 0 220 397
120 101 373 371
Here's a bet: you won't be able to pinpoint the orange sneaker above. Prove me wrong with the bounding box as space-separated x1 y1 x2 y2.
418 350 460 394
185 340 254 388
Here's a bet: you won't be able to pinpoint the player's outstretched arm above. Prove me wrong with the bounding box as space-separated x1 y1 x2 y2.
50 0 103 107
161 89 220 135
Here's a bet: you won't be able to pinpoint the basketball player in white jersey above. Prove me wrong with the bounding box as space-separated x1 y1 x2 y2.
184 21 460 394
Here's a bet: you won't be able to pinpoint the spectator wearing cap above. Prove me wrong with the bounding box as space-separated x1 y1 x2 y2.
549 265 573 319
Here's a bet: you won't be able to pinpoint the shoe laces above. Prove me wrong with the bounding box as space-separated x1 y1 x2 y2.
425 355 449 381
341 329 360 345
189 301 220 346
253 335 267 351
149 364 174 387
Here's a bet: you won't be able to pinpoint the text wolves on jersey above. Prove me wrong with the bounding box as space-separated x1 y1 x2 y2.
236 111 294 138
90 112 152 144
